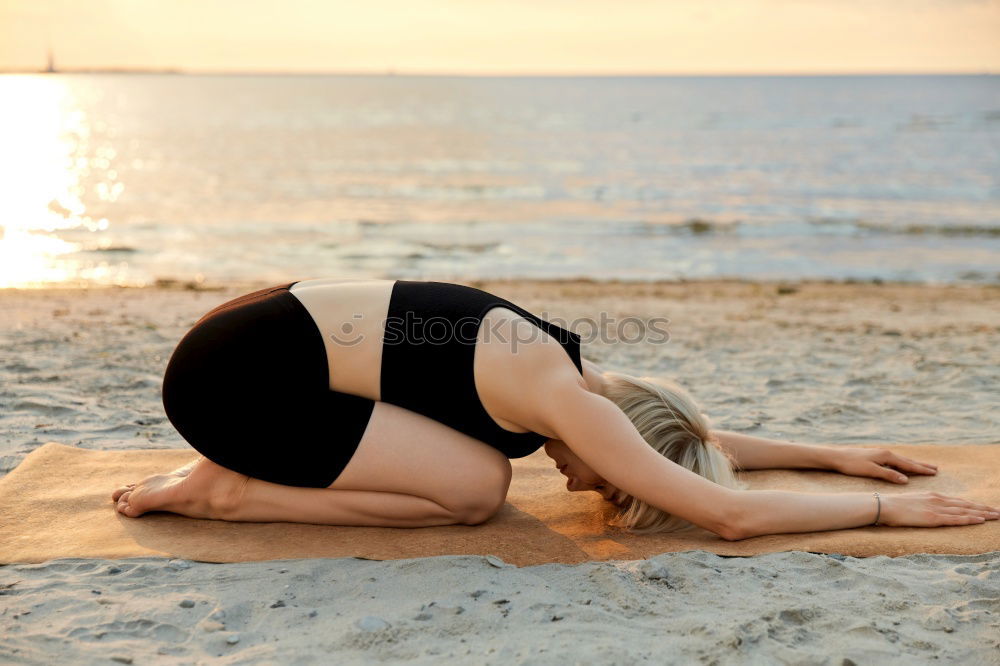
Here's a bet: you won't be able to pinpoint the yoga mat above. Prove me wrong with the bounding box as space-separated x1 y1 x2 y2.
1 442 997 566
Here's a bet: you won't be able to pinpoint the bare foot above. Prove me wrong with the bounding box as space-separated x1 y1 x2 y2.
111 456 250 520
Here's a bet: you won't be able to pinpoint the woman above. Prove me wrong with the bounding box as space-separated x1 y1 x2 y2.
112 278 999 538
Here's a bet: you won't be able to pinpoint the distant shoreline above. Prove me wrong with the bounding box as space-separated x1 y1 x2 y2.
4 276 999 294
0 69 996 78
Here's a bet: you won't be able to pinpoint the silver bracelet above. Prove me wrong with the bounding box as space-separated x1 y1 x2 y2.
872 491 881 526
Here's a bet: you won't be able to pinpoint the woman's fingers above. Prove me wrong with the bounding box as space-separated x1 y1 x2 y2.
937 497 1000 513
871 463 909 483
936 506 998 518
885 453 937 475
938 514 987 525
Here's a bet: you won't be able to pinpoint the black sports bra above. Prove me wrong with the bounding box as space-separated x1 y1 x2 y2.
380 280 584 458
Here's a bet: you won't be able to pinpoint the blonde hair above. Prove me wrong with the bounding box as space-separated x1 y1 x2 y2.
600 371 749 534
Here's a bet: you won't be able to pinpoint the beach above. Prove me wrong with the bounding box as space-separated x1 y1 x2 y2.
2 279 998 663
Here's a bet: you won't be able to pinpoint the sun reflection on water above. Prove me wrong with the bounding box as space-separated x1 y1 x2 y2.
0 75 126 288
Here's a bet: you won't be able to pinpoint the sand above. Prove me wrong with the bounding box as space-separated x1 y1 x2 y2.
2 552 998 664
2 278 999 663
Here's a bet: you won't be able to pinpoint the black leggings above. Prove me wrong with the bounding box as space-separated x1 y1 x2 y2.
161 281 376 487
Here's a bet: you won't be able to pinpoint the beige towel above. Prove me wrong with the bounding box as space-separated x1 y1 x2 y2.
1 442 997 565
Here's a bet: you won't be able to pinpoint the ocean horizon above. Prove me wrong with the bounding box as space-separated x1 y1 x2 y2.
2 73 998 288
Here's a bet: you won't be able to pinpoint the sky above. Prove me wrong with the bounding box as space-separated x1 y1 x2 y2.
1 0 999 75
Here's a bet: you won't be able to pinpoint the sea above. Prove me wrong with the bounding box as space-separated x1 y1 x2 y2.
1 73 998 288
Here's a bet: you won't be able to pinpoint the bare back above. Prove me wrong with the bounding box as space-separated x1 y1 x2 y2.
288 278 587 435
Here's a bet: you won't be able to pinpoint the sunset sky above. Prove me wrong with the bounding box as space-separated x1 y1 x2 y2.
2 0 999 75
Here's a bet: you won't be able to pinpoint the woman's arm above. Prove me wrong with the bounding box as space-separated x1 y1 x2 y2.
731 489 997 539
581 361 842 471
531 370 996 540
712 430 940 485
535 376 900 540
711 430 837 471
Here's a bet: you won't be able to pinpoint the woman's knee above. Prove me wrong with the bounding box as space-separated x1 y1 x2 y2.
453 459 512 525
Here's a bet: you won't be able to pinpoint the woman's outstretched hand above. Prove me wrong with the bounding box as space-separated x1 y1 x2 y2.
880 492 999 527
828 447 1000 527
828 446 938 484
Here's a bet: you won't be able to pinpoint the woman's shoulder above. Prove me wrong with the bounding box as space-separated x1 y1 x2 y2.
475 315 592 438
478 310 586 386
480 306 582 365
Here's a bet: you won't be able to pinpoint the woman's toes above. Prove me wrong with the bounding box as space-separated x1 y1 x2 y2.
110 461 241 520
118 501 139 518
112 484 134 502
116 489 147 518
